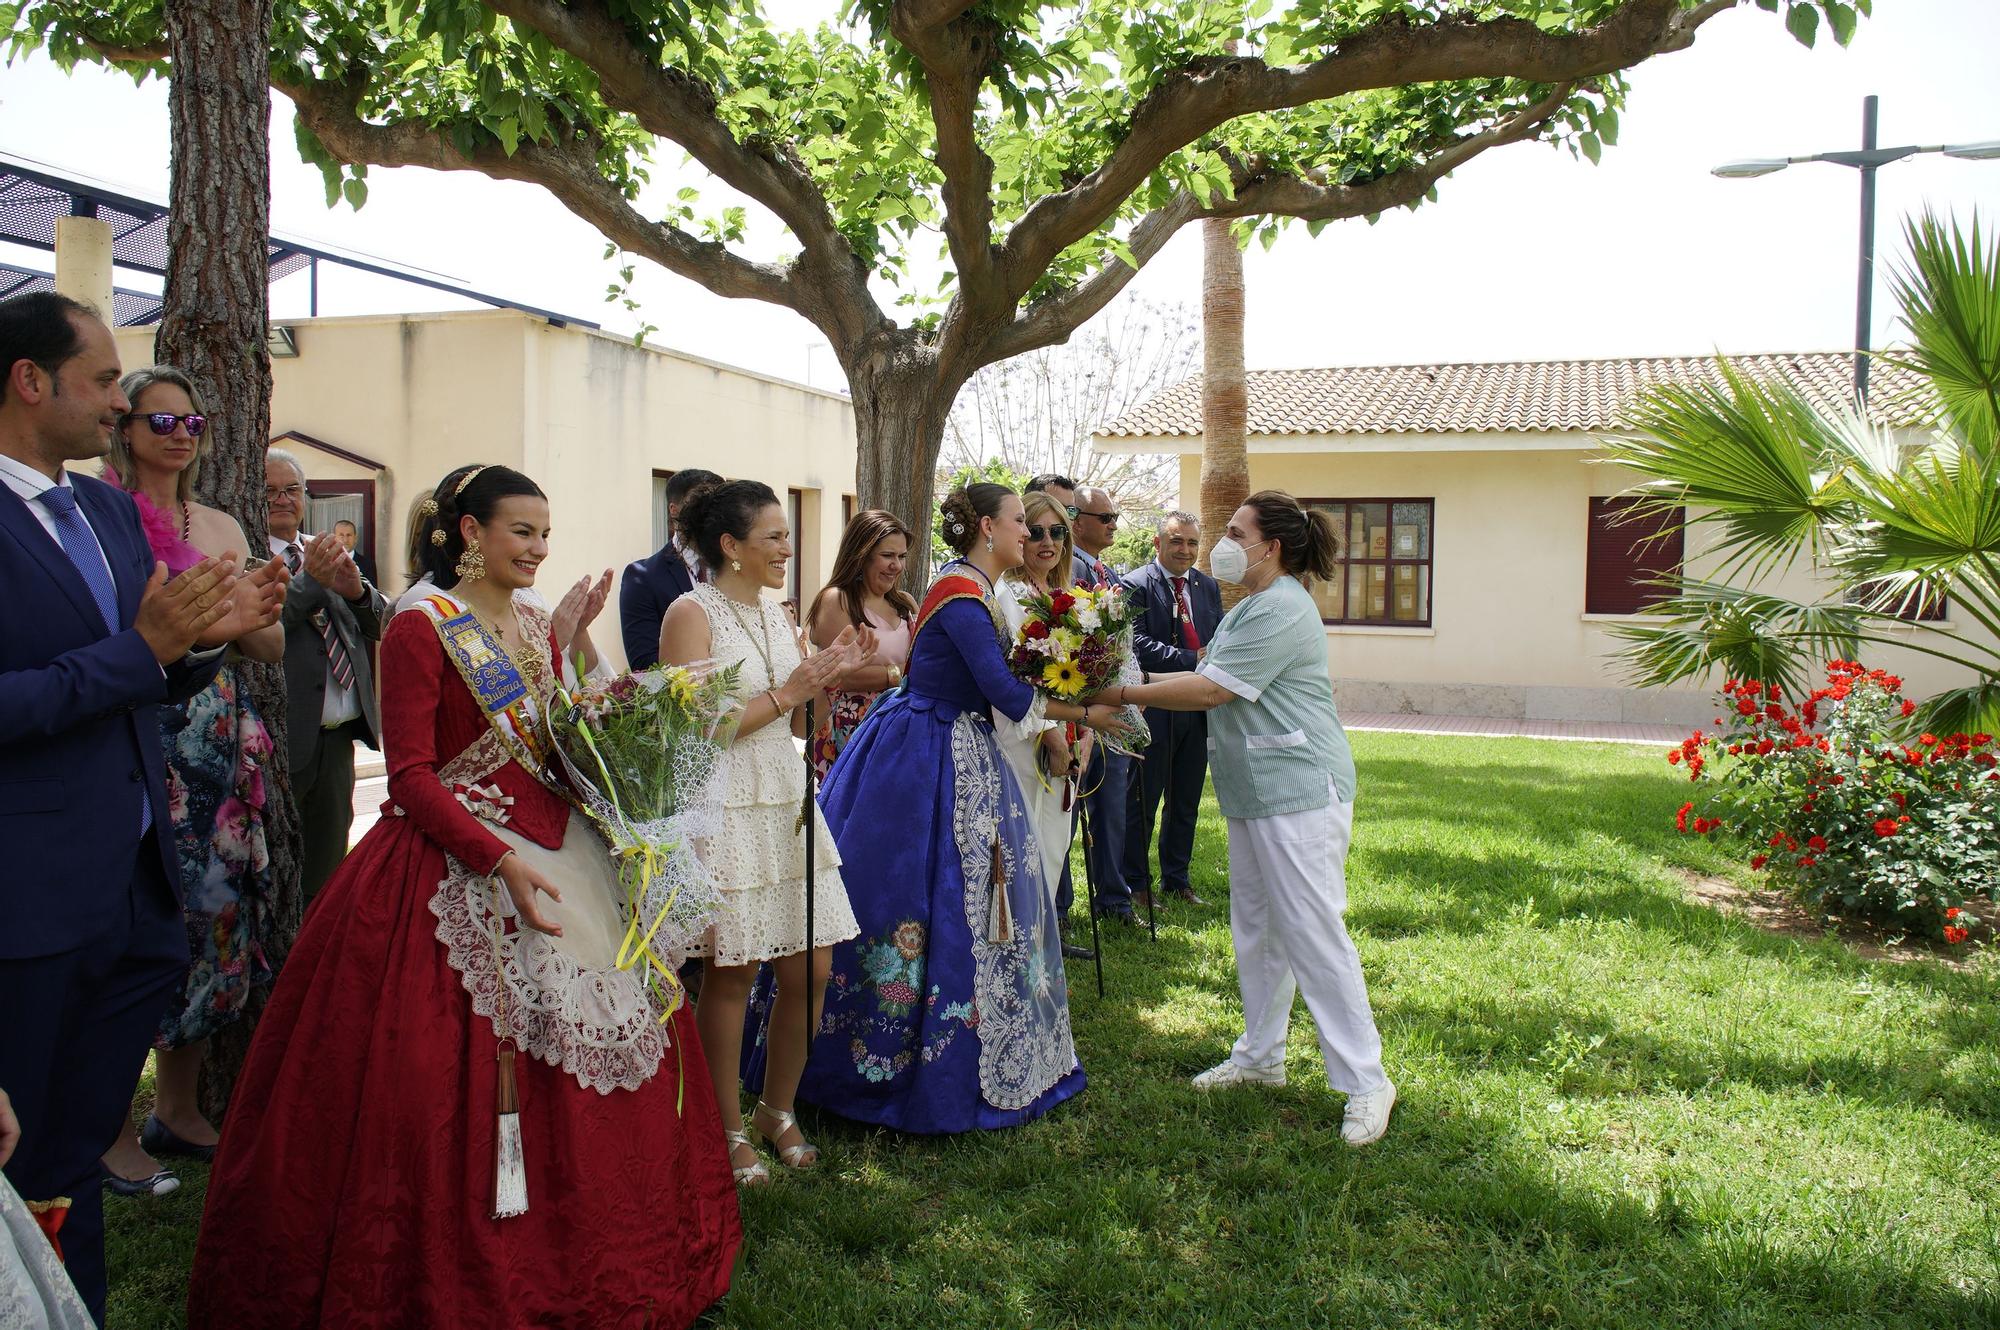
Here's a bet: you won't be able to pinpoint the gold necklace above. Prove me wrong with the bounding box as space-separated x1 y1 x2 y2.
722 591 778 687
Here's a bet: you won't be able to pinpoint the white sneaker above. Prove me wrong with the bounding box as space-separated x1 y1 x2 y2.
1340 1079 1396 1145
1190 1060 1287 1091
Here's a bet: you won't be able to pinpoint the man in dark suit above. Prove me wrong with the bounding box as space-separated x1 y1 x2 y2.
1121 511 1223 911
266 447 388 902
329 517 377 587
1071 484 1138 926
0 292 285 1323
620 467 721 669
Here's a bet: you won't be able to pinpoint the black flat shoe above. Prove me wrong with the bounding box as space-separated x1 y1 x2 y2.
1061 941 1096 961
140 1114 217 1163
101 1164 179 1197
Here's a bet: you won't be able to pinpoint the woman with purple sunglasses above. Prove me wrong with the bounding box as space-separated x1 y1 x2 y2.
97 366 286 1198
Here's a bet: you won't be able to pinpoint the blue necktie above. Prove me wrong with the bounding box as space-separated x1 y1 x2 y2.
40 484 152 835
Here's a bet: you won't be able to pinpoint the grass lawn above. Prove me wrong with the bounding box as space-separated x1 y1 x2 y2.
106 732 1999 1327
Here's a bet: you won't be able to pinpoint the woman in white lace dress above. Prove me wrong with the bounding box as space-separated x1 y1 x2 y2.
659 480 866 1185
993 491 1089 901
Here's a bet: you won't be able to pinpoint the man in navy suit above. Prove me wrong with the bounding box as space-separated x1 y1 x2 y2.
1120 511 1223 911
1070 485 1139 926
620 467 720 668
0 293 285 1323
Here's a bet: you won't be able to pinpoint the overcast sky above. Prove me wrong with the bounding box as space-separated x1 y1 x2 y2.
2 1 1997 392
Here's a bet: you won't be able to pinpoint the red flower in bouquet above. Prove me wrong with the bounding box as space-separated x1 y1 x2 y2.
1048 590 1075 615
1023 619 1050 640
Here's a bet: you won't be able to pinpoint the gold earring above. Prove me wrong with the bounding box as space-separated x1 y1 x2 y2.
456 539 487 583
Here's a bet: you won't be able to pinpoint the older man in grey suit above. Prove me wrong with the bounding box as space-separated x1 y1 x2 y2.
265 447 388 900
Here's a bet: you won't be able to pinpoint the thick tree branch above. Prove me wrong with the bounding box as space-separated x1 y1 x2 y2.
986 81 1573 364
482 0 880 339
890 0 982 34
1002 0 1732 298
275 73 795 309
985 194 1204 364
81 35 170 62
890 9 1004 323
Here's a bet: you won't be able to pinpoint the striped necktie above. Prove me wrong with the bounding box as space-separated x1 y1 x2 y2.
1172 575 1202 650
42 485 151 834
285 543 356 691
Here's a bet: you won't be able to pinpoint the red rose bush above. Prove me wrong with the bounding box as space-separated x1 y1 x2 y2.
1669 661 1996 941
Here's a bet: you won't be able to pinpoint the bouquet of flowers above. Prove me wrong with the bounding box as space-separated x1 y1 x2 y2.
1005 582 1149 757
547 660 743 1016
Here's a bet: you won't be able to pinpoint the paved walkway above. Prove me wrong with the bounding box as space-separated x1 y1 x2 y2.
1342 711 1682 744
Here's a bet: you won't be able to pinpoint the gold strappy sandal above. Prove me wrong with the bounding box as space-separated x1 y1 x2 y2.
723 1128 770 1187
752 1100 821 1170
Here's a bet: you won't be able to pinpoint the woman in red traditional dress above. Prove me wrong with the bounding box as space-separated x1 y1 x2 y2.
187 465 741 1328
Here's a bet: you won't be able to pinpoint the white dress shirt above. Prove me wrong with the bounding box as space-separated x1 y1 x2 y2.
0 453 115 580
273 533 363 728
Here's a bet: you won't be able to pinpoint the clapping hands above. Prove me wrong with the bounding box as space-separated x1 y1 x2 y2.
552 569 613 653
136 554 289 663
301 530 364 600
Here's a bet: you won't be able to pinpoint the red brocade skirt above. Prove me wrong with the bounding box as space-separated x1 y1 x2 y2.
186 815 741 1328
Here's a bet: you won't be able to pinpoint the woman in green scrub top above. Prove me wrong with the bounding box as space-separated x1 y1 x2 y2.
1098 490 1394 1145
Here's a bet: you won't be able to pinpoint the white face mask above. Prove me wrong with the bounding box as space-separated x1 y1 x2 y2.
1210 536 1268 585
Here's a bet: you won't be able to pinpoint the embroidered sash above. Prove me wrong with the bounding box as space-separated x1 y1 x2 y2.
914 571 1000 645
411 593 557 792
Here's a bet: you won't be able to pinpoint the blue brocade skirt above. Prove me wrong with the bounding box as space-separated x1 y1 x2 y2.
747 687 1084 1134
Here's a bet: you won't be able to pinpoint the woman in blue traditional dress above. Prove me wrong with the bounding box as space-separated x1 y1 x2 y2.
98 366 283 1197
784 482 1127 1133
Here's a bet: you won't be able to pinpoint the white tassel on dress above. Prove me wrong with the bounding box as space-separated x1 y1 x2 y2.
491 1041 528 1219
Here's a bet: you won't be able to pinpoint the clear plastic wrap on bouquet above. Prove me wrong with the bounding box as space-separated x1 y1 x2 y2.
546 659 744 1017
1004 582 1151 756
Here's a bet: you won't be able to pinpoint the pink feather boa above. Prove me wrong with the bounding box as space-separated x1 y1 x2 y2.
109 469 206 576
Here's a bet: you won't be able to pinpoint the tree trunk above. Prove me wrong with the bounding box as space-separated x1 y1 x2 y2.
154 0 295 1121
1198 217 1250 608
847 341 954 593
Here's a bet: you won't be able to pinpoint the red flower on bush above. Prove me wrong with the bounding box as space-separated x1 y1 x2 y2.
1750 854 1768 869
1807 835 1828 852
1873 818 1900 838
1902 700 1918 717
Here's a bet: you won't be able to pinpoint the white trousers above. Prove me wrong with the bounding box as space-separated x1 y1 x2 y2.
1225 784 1387 1093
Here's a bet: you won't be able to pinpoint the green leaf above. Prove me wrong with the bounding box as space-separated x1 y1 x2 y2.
1823 1 1859 46
1786 2 1820 47
341 176 369 210
1580 132 1601 165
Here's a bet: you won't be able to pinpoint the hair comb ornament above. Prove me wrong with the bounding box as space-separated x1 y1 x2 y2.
417 498 439 518
452 466 490 499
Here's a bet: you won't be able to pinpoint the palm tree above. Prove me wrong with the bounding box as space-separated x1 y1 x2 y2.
1602 211 2000 733
1198 215 1249 609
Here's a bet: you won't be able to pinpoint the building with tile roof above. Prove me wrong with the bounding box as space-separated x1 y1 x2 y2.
1092 353 1979 726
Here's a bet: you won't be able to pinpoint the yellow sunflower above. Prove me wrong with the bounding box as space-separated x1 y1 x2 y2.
1042 658 1087 698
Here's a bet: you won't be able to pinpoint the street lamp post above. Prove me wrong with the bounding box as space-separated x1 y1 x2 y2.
1714 95 2000 405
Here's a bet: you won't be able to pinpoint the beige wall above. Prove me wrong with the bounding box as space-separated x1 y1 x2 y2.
118 311 856 671
1158 442 1988 724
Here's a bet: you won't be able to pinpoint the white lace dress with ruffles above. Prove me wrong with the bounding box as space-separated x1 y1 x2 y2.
685 583 858 965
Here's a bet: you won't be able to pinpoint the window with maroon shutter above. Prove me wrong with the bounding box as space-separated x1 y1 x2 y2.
1586 498 1684 615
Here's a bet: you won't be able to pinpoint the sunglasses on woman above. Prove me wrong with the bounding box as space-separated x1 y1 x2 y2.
128 412 208 437
1026 523 1068 542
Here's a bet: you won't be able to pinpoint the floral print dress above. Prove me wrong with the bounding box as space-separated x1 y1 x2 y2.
157 662 277 1046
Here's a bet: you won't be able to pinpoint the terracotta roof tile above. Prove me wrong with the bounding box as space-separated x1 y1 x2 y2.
1092 353 1934 439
